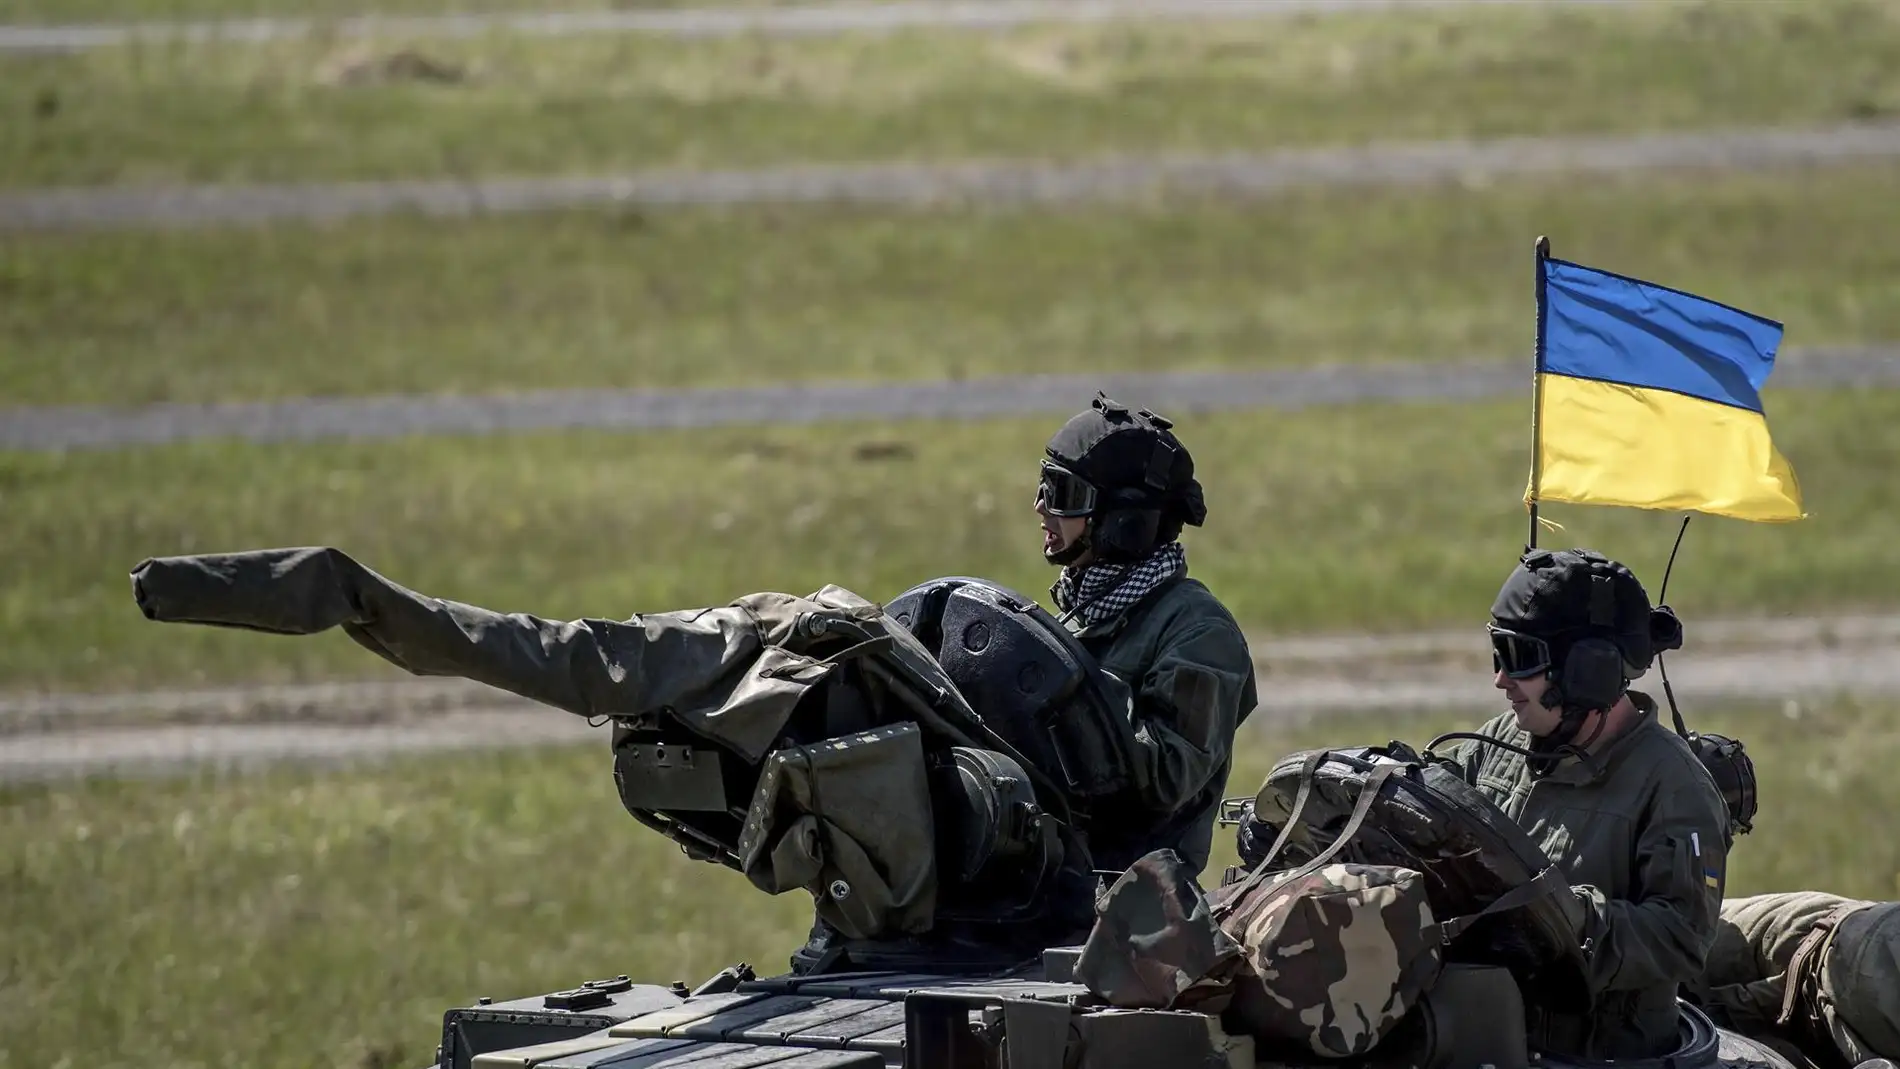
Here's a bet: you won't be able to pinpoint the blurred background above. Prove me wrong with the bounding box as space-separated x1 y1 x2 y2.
4 0 1900 1065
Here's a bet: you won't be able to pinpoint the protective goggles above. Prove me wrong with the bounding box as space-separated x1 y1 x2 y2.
1036 461 1099 517
1488 625 1554 679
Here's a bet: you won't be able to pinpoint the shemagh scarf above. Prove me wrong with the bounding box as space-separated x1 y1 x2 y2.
1050 541 1187 630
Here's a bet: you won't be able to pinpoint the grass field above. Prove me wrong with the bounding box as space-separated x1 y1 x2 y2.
5 697 1895 1068
6 1 1897 187
6 388 1896 693
8 162 1900 407
6 4 1897 1067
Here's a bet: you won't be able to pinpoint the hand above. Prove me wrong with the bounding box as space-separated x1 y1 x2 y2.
1558 884 1590 940
1235 802 1282 869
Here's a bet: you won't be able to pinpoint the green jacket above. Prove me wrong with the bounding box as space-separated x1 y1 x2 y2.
1063 570 1259 879
1440 694 1731 1060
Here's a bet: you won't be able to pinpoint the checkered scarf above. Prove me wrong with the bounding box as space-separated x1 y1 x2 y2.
1050 541 1187 630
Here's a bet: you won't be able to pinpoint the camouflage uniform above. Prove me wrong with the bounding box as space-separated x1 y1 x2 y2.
1692 891 1900 1066
1441 694 1730 1059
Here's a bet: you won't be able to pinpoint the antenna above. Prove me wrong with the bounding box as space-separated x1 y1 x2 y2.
1656 514 1692 739
1658 514 1692 606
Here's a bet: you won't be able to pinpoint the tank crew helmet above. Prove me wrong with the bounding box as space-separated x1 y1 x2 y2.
1038 393 1207 566
1487 548 1684 745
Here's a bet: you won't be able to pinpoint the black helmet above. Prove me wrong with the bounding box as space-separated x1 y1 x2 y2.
1487 548 1684 723
1039 393 1206 565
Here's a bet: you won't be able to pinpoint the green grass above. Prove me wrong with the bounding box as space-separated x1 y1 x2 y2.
8 163 1900 407
5 388 1898 694
5 0 1900 188
5 697 1896 1069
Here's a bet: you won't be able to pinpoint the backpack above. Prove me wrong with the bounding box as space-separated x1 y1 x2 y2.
1208 761 1444 1058
1235 745 1589 1013
1074 764 1444 1060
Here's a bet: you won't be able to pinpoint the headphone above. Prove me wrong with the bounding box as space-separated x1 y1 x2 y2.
1522 551 1637 735
1085 432 1182 562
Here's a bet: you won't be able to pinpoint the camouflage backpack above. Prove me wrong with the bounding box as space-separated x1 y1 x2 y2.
1074 762 1445 1059
1208 761 1445 1059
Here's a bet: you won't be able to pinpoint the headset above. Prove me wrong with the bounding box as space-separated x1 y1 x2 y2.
1545 562 1634 716
1090 428 1182 562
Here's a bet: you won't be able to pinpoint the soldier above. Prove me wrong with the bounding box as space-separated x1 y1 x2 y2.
1034 393 1258 878
1688 891 1900 1068
1431 547 1733 1060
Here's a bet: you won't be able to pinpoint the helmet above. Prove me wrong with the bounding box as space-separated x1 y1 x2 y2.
1487 548 1684 731
1039 393 1206 565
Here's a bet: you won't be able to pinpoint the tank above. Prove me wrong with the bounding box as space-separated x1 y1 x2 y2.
410 577 1806 1069
118 552 1809 1069
422 923 1803 1069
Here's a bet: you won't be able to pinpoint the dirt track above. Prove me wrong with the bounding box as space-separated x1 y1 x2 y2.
6 121 1900 233
4 612 1894 782
0 0 1637 52
7 346 1895 452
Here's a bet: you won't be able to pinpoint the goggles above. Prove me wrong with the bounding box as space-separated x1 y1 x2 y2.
1488 625 1554 679
1036 461 1099 517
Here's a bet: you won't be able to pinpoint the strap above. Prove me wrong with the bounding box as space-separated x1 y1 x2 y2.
759 634 897 681
1214 760 1404 924
1213 751 1327 916
1777 902 1867 1029
1249 752 1327 874
1438 864 1571 943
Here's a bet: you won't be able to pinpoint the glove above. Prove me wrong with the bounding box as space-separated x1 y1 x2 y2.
1235 801 1282 869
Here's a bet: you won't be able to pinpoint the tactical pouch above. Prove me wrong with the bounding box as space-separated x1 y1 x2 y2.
735 723 939 942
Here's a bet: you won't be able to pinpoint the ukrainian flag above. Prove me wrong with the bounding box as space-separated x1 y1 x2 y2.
1527 254 1806 522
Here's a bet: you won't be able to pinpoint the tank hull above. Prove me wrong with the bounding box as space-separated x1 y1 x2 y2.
433 949 1805 1069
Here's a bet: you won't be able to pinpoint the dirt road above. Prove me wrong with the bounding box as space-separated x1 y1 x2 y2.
6 346 1895 453
4 612 1892 782
6 121 1900 233
0 0 1638 52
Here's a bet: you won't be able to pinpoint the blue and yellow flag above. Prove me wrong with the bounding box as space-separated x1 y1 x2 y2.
1527 255 1806 522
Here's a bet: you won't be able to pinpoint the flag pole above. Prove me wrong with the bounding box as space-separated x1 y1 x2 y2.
1528 234 1551 551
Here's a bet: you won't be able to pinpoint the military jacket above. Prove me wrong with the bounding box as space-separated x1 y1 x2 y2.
1441 695 1731 1060
1065 572 1259 878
